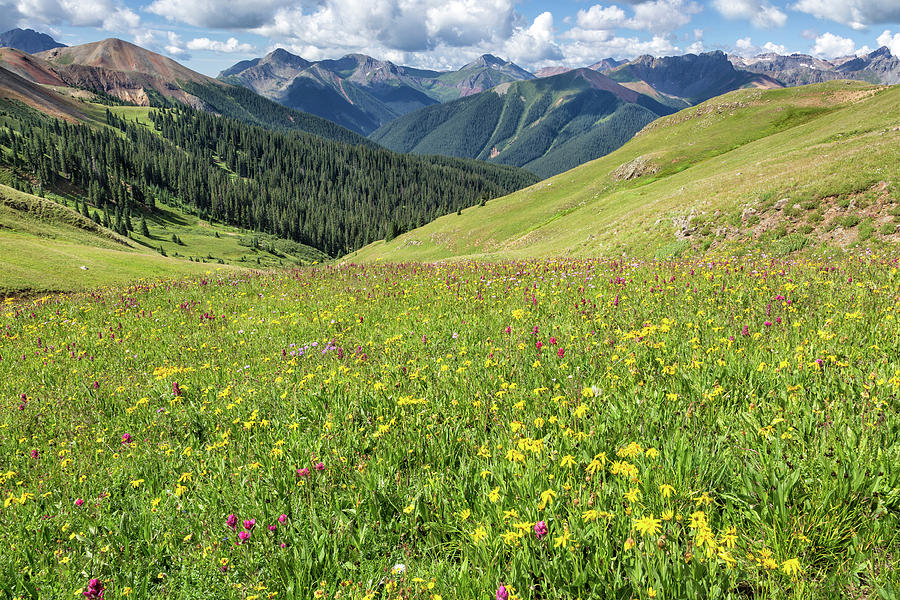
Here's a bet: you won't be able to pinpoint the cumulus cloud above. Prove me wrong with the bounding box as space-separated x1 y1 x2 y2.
734 37 788 56
503 12 563 63
186 37 255 53
425 0 517 47
626 0 702 32
811 32 857 57
560 33 679 65
0 0 140 31
713 0 787 28
146 0 287 29
792 0 900 31
245 0 519 60
877 30 900 55
576 5 628 30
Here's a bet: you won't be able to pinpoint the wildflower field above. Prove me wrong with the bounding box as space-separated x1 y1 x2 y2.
1 257 899 600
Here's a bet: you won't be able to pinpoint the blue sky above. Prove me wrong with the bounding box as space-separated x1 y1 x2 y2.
2 0 899 75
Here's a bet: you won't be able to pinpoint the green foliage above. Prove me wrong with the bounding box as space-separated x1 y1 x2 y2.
654 239 690 259
836 215 861 228
857 219 874 241
774 233 809 255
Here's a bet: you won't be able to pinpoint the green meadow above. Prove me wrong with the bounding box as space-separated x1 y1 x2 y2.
1 257 898 599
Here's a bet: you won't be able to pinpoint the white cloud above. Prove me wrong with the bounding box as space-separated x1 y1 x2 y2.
186 37 255 53
576 5 627 30
626 0 702 32
877 30 900 55
763 41 787 53
734 36 788 56
503 12 563 63
811 32 857 57
246 0 518 59
686 40 704 53
425 0 517 47
560 33 679 65
2 0 140 31
146 0 287 29
713 0 787 28
164 31 187 56
792 0 900 31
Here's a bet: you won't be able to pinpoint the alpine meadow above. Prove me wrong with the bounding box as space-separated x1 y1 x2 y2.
1 5 900 600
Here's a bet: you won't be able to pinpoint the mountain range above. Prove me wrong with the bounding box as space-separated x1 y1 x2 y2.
371 68 676 178
730 47 900 86
0 38 369 145
219 51 534 134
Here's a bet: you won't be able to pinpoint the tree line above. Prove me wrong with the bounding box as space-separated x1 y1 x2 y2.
0 100 538 256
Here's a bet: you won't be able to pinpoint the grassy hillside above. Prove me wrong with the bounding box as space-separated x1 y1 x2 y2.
370 69 673 178
0 183 327 296
351 81 900 262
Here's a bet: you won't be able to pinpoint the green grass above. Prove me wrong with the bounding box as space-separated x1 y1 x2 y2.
0 184 326 296
350 82 900 263
0 258 898 599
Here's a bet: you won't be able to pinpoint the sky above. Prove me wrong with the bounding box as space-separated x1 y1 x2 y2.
2 0 900 75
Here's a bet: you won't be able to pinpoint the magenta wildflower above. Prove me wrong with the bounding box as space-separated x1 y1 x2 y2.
75 498 84 507
278 514 287 523
549 337 557 346
237 530 251 544
297 467 310 477
536 341 543 350
172 381 182 397
557 348 565 358
226 514 238 530
314 462 325 471
121 433 132 445
82 578 104 599
30 449 39 460
496 585 509 600
534 520 548 539
268 525 277 532
243 518 256 530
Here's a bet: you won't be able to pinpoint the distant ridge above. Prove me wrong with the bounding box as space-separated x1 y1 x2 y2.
0 28 65 54
220 50 535 134
729 46 900 86
370 67 676 178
